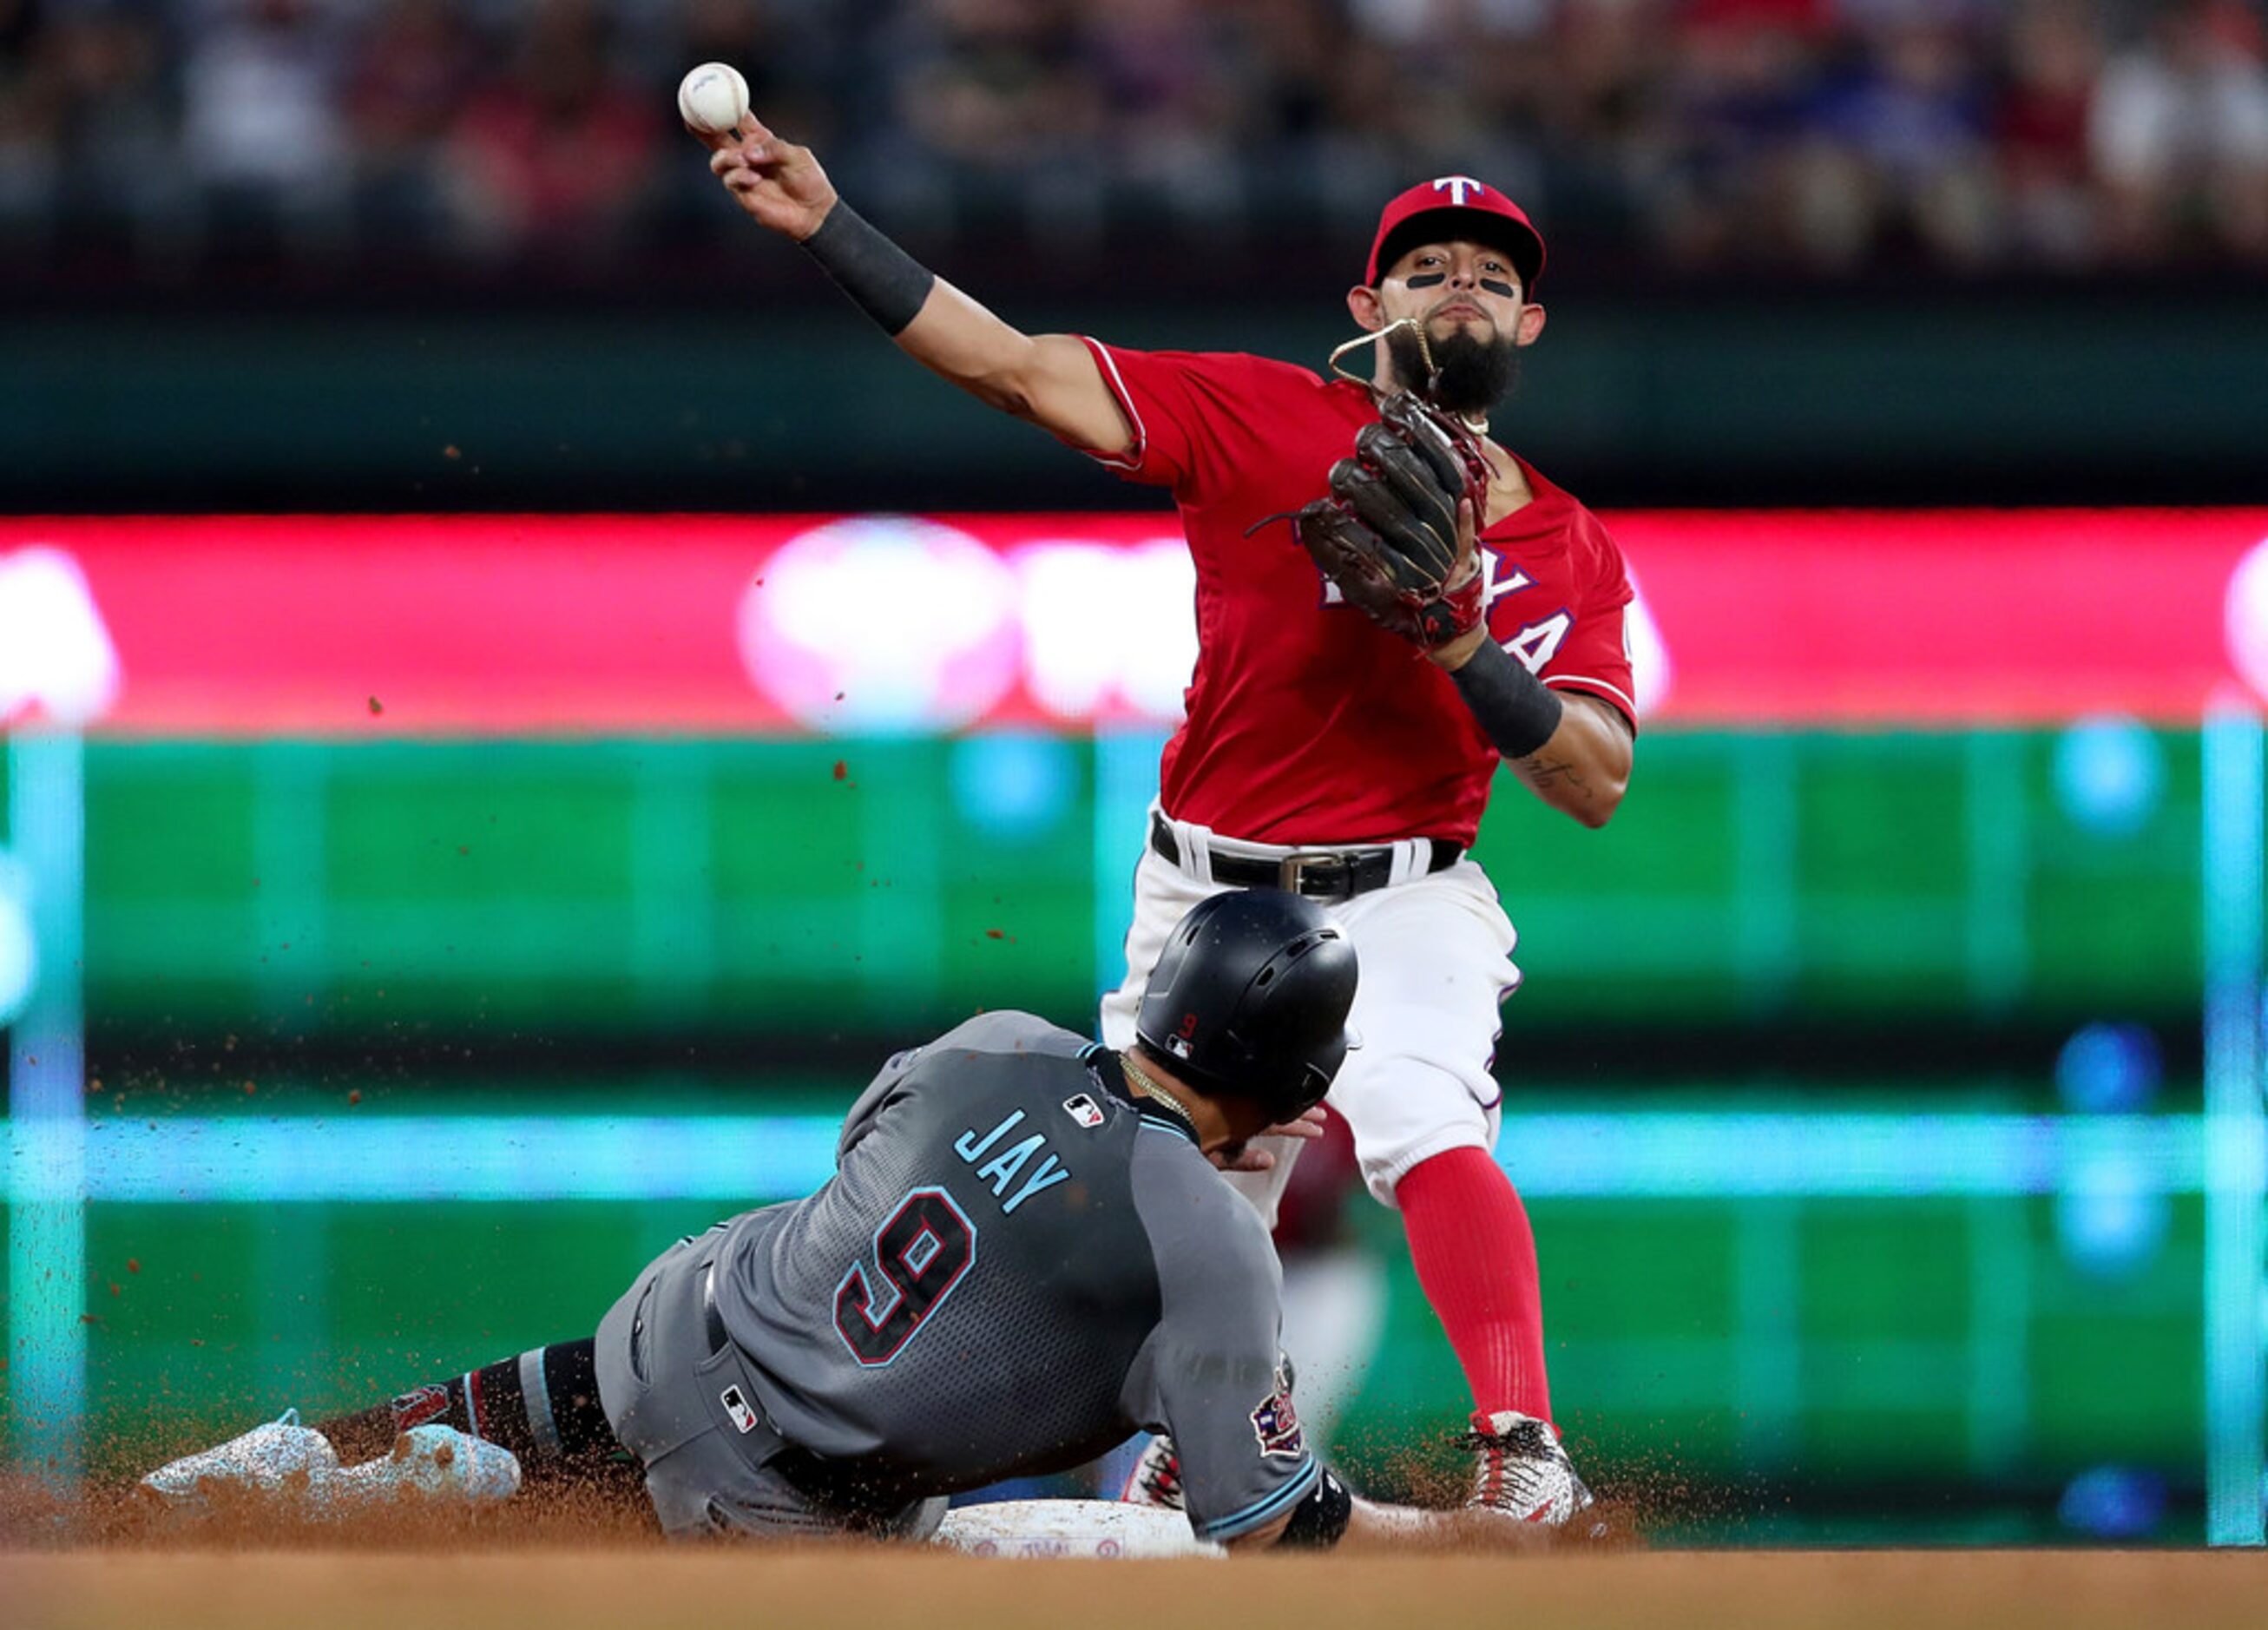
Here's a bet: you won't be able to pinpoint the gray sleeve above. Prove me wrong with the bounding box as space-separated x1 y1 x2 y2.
837 1010 1099 1160
1122 1137 1320 1542
835 1050 920 1161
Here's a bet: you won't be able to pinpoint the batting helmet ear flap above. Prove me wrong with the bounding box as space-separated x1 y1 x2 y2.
1134 889 1359 1125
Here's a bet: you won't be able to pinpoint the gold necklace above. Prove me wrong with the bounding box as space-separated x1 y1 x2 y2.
1121 1050 1198 1129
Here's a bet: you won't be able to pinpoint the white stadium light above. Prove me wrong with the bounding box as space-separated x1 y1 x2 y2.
0 546 120 728
1625 574 1672 719
1015 539 1195 720
2220 534 2268 706
740 516 1022 732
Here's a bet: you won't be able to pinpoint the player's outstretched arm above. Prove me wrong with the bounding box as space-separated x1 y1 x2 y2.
700 115 1133 457
1219 1489 1552 1554
1339 1493 1561 1552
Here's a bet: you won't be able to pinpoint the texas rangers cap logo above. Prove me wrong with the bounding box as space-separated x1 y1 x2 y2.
1366 176 1546 290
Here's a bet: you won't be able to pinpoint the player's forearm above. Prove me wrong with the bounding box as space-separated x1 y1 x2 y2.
1502 691 1632 828
1433 630 1633 820
1432 634 1629 826
891 279 1037 406
1224 1488 1549 1554
1338 1495 1550 1553
707 126 1121 450
793 200 1131 454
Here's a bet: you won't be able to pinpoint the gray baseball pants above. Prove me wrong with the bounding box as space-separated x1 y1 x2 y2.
594 1224 949 1541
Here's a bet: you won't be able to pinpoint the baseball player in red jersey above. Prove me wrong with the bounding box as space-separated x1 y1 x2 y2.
699 107 1636 1528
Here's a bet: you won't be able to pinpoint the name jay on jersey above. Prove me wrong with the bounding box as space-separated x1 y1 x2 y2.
952 1108 1079 1213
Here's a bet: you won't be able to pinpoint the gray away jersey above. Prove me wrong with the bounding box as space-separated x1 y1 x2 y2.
712 1009 1320 1542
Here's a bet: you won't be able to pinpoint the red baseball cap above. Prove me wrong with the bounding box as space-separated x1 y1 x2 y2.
1365 176 1546 294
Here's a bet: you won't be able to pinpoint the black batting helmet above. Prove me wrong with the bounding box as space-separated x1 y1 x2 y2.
1134 889 1358 1124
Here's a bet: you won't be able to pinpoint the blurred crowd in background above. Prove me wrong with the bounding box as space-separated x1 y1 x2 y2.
2 0 2265 289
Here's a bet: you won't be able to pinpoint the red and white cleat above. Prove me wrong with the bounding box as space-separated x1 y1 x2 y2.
1462 1410 1596 1527
1121 1434 1184 1511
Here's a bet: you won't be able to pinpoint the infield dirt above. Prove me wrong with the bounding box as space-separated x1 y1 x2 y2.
10 1548 2268 1630
7 1468 2265 1630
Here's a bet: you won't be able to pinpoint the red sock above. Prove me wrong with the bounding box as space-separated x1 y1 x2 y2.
1395 1147 1553 1425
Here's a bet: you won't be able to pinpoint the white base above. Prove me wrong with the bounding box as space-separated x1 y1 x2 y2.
932 1499 1226 1559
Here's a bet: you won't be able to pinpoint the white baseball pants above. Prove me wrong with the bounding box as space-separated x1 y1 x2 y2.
1098 803 1522 1224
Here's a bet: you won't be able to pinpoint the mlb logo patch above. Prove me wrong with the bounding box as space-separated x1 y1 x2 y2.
1062 1093 1105 1128
1165 1035 1193 1060
720 1384 759 1435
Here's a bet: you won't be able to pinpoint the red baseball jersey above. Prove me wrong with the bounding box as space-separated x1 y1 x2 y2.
1075 340 1637 849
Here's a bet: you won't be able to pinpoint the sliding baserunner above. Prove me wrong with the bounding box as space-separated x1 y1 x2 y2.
141 891 1556 1553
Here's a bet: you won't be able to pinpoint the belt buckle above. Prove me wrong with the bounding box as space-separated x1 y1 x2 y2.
1276 849 1352 896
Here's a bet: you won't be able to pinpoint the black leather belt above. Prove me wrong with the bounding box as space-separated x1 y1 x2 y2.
1148 810 1460 902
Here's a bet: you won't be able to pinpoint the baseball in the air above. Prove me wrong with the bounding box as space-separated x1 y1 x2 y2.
677 62 750 137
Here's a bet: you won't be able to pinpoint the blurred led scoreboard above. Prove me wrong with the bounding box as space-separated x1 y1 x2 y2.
3 509 2261 1039
7 508 2266 735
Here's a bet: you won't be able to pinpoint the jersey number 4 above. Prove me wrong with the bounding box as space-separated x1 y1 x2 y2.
833 1187 978 1366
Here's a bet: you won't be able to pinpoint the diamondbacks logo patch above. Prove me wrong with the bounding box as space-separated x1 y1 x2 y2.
720 1384 759 1435
1062 1093 1105 1128
1250 1378 1305 1460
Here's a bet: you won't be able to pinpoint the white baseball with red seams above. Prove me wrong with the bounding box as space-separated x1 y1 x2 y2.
676 62 749 136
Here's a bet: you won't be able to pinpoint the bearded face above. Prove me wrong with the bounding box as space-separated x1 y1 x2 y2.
1384 322 1522 417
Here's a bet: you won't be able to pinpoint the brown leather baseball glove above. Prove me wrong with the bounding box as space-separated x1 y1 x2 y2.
1282 391 1494 648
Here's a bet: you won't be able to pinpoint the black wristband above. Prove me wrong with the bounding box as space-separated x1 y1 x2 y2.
1448 636 1565 759
798 203 937 336
1275 1466 1353 1549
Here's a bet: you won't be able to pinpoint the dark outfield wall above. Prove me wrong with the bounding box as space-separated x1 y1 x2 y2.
3 281 2262 511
